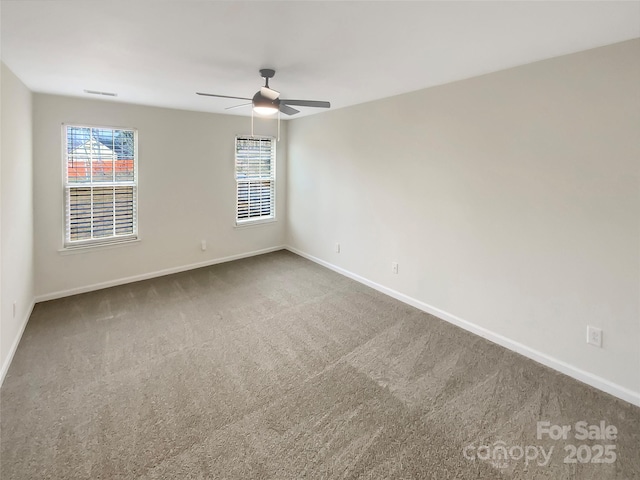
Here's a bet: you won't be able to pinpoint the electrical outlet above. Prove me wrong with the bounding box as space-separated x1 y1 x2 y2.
335 243 340 253
587 326 602 348
201 240 207 251
392 262 399 274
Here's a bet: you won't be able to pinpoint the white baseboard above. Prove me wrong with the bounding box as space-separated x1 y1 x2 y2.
1 298 35 387
285 246 640 408
36 245 286 302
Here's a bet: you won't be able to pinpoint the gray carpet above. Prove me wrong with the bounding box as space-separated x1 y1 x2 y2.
1 250 639 479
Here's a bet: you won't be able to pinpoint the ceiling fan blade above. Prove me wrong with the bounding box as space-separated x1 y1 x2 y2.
196 92 252 101
279 104 300 116
280 99 330 108
261 87 280 100
225 103 252 110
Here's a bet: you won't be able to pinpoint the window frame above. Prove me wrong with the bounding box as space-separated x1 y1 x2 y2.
62 123 139 249
234 135 276 226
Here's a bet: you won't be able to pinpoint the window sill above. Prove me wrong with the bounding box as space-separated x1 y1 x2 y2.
59 238 141 255
234 218 277 229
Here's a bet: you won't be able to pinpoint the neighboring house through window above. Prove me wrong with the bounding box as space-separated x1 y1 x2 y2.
235 135 275 224
64 125 138 247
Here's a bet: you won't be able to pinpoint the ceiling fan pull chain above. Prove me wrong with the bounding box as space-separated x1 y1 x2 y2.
251 108 254 137
277 111 281 142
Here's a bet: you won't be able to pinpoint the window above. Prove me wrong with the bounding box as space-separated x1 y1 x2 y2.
235 135 275 224
64 125 137 247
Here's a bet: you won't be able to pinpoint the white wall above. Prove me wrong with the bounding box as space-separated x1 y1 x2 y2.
287 40 640 403
33 94 286 298
1 62 35 382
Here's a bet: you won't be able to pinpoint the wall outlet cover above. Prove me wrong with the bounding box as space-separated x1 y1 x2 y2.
587 326 603 348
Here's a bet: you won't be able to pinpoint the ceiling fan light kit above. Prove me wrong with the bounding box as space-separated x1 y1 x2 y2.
252 92 279 116
252 106 279 116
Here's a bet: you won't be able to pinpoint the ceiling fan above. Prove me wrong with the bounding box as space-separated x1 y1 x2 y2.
196 69 330 116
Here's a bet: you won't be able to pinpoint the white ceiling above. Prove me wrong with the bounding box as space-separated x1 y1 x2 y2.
2 1 639 118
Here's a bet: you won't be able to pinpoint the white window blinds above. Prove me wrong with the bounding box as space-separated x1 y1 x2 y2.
235 136 275 223
64 125 138 246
